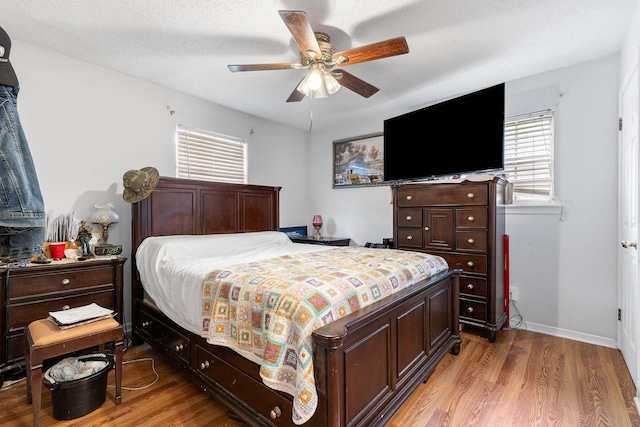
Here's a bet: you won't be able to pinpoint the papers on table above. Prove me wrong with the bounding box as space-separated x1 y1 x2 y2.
48 303 115 329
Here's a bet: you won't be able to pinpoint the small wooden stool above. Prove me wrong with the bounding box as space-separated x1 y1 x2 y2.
24 317 124 427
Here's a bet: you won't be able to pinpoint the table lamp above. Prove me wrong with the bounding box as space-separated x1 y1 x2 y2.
90 203 122 256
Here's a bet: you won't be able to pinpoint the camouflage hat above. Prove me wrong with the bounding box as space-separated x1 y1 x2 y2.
122 167 159 203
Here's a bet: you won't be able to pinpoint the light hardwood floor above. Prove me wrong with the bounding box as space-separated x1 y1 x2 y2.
1 328 638 426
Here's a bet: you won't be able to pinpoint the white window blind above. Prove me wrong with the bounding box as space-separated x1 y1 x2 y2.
502 110 554 202
176 125 247 184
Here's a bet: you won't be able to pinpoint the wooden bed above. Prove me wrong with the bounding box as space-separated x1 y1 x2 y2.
130 177 462 427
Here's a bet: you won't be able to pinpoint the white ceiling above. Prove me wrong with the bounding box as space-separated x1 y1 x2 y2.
2 0 637 132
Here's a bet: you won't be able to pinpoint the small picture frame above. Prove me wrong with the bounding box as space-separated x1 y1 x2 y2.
333 132 386 188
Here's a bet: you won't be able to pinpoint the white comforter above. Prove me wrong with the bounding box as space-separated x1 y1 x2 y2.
136 231 333 334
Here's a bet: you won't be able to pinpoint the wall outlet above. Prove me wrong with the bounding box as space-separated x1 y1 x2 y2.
510 287 519 302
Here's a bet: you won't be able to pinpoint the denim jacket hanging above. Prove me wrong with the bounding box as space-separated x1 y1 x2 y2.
0 85 45 259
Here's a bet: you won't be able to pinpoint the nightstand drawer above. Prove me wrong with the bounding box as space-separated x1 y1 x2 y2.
8 267 114 300
6 289 114 331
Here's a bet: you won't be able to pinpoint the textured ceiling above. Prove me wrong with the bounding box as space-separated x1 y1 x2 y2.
1 0 637 132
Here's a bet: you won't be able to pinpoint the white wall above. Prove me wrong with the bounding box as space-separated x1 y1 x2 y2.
10 40 310 328
309 55 621 347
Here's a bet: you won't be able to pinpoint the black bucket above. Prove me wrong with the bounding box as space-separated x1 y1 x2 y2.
43 353 114 420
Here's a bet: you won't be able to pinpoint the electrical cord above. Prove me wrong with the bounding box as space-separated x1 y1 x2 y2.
107 357 159 391
509 299 527 329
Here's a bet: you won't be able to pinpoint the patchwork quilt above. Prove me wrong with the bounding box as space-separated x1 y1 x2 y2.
201 246 448 425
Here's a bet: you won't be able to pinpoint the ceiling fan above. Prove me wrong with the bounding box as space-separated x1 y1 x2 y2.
227 10 409 102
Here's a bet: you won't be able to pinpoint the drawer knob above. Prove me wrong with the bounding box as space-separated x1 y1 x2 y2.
467 261 474 268
175 343 184 352
467 192 475 199
468 216 475 222
467 307 474 313
406 215 412 221
468 238 475 244
467 283 474 290
142 320 152 327
270 406 282 419
406 195 413 201
61 278 71 285
424 226 429 231
62 305 70 310
200 360 210 369
406 235 413 241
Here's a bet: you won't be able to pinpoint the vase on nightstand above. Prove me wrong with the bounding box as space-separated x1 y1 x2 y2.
312 215 323 240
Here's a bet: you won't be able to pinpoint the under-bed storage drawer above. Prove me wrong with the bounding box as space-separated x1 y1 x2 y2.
139 305 191 364
195 344 295 427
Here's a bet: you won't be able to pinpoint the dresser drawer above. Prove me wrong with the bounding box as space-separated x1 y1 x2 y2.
459 276 487 298
456 231 487 251
455 208 488 228
7 266 114 300
397 228 423 248
397 184 488 207
431 252 487 275
397 208 422 227
6 290 114 331
196 344 294 426
139 306 191 364
460 298 486 321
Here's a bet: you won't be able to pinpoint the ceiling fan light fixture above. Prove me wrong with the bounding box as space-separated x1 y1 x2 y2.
297 63 340 99
323 72 340 95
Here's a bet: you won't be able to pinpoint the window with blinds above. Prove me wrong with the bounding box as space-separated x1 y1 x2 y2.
176 125 247 184
502 110 554 202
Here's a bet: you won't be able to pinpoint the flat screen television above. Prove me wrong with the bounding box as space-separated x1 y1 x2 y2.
383 83 505 182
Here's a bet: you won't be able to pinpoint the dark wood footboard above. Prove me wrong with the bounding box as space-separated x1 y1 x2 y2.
133 269 460 427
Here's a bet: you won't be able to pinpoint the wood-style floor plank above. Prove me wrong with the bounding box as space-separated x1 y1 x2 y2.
0 328 638 426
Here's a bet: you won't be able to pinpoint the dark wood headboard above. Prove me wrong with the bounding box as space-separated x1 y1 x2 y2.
131 177 281 249
130 177 281 323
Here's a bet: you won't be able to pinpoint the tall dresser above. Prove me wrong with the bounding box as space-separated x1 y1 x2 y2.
392 177 507 342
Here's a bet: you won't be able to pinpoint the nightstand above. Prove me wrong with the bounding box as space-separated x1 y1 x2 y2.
0 256 126 381
290 236 351 246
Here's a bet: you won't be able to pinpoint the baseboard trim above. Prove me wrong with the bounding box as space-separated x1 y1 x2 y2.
509 321 617 349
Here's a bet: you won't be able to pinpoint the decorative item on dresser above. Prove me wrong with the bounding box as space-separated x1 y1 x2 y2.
0 257 127 383
392 176 507 343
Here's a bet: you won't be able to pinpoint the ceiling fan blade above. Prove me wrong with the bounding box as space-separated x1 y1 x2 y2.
337 70 379 98
333 36 409 66
278 10 322 59
228 63 299 72
286 87 305 102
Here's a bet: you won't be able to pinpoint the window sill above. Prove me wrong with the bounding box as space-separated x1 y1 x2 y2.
503 201 562 216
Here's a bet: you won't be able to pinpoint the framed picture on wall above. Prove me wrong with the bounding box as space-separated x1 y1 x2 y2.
333 132 386 188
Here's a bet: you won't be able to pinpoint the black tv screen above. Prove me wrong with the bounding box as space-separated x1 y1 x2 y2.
383 83 505 182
